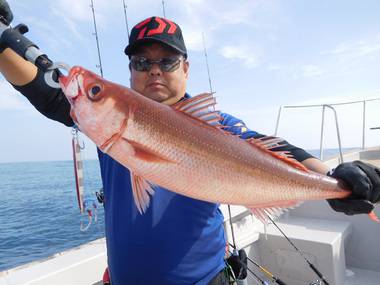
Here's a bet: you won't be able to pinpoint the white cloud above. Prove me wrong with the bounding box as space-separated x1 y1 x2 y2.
54 0 93 22
322 36 380 61
175 0 281 52
219 45 261 68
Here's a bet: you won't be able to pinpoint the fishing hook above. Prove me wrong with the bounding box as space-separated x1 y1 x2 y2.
72 126 85 150
44 62 72 89
80 200 98 232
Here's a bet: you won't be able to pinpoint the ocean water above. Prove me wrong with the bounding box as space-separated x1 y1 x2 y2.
307 147 360 161
0 160 104 271
0 147 360 272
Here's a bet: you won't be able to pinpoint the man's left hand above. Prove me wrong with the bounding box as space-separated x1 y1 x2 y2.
327 161 380 215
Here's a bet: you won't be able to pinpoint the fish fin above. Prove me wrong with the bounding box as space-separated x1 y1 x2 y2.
248 201 302 224
131 174 155 214
368 211 380 223
172 94 307 172
247 136 309 172
172 92 222 126
122 138 175 163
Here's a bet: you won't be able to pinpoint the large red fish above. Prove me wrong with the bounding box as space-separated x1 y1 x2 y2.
59 66 368 222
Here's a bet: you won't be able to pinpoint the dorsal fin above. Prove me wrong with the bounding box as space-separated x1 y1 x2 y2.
247 136 309 172
173 93 308 172
172 93 221 125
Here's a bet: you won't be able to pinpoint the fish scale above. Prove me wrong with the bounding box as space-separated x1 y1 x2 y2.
59 66 352 221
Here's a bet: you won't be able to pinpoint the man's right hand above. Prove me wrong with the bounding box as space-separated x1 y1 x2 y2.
327 161 380 215
0 0 13 53
0 0 13 26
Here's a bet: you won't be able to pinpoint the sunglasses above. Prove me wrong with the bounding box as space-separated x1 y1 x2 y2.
130 56 183 72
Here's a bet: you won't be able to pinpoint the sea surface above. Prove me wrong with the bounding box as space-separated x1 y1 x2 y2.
0 147 359 272
0 160 104 271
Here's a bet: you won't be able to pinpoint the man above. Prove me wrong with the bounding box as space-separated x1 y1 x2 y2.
0 7 379 285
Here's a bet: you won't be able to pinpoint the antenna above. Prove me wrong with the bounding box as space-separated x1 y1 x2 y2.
202 32 213 93
162 1 166 18
122 0 130 39
89 0 104 77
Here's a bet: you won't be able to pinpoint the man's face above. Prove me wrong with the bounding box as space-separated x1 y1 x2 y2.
130 42 189 106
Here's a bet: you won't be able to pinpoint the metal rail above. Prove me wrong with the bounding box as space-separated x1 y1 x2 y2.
274 98 380 161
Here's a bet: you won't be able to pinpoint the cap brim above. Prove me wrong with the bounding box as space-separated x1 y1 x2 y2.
124 37 187 58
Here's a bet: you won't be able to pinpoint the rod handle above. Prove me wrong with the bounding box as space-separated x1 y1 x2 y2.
274 277 287 285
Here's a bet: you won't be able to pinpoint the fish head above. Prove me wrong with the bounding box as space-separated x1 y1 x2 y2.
59 66 131 148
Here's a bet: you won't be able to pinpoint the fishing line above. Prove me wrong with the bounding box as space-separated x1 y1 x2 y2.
227 205 237 248
89 0 104 77
267 216 330 285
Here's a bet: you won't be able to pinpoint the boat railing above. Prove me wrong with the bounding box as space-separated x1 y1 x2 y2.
274 98 380 162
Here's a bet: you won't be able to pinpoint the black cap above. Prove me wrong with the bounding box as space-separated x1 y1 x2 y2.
124 16 187 58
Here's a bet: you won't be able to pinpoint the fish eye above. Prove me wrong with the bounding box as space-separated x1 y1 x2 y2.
88 84 102 101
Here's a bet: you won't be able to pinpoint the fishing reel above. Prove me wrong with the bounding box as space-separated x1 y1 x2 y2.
0 22 54 71
0 12 69 88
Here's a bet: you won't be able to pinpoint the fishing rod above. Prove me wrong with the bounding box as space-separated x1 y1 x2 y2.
267 216 330 285
202 32 213 93
0 21 54 72
228 242 287 285
0 2 66 89
122 0 130 39
162 1 166 18
227 205 249 284
226 246 266 285
227 206 285 284
89 0 104 77
227 205 267 285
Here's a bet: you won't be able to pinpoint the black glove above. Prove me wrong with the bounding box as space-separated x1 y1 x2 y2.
327 160 380 215
0 0 13 26
0 0 13 53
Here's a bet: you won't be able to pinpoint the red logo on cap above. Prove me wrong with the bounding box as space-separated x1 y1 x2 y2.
136 17 178 40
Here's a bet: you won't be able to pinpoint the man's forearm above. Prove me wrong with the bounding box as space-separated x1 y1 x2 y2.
0 48 37 86
301 157 330 174
0 47 74 127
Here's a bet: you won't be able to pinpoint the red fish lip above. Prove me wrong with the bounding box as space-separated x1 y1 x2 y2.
58 74 69 89
59 74 81 103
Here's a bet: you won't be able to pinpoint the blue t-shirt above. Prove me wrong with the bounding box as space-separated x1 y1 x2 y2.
98 110 259 285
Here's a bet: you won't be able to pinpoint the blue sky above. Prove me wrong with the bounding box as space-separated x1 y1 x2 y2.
1 0 380 163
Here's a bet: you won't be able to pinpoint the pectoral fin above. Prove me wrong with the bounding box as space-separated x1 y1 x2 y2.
131 174 155 214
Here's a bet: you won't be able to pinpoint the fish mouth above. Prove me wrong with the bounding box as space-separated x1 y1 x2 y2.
59 73 82 104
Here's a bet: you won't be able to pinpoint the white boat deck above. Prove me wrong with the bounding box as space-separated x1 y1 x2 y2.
345 267 380 285
0 239 107 285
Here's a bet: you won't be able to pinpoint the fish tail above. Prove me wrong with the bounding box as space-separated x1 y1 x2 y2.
368 211 380 223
